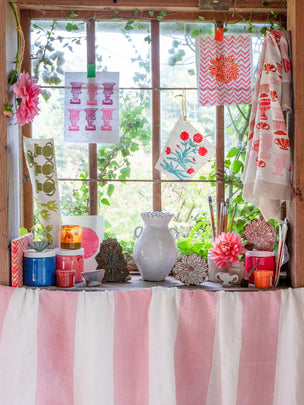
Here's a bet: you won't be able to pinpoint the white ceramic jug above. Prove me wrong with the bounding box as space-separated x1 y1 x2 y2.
133 212 178 281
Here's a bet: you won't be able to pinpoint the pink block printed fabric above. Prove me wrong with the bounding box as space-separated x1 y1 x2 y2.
196 34 253 106
242 30 292 220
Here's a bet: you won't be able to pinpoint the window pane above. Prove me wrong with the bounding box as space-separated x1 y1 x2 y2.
95 22 151 87
31 20 87 87
162 182 215 238
100 181 153 242
32 89 88 179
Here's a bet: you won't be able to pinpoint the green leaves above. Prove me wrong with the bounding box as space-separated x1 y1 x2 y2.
227 146 240 158
232 160 244 174
107 184 115 197
65 23 79 32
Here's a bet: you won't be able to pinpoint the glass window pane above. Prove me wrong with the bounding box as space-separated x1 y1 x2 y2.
31 20 87 87
95 22 151 87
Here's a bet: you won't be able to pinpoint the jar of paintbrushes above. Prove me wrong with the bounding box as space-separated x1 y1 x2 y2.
207 196 246 283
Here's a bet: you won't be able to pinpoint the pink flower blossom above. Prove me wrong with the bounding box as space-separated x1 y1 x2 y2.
209 232 246 268
13 72 42 126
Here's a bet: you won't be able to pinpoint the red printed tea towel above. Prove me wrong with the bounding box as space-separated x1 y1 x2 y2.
196 34 253 106
242 31 292 221
11 233 33 287
155 116 215 180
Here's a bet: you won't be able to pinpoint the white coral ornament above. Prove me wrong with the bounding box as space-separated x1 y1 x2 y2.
173 253 208 286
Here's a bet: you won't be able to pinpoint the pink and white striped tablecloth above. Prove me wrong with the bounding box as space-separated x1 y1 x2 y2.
0 286 303 405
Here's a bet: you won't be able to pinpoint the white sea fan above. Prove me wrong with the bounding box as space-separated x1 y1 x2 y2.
173 253 208 286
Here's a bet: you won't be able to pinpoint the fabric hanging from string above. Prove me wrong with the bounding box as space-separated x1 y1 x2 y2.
242 30 292 221
196 34 253 106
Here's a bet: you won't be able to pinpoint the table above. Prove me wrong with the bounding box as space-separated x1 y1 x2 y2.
0 284 302 405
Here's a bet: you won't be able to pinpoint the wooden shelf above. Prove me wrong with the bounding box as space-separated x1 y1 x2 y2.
23 275 286 292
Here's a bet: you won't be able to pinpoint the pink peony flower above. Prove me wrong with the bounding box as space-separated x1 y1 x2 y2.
209 232 246 268
13 72 42 126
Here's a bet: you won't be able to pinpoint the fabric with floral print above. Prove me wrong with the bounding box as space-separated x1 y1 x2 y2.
196 34 253 106
242 31 292 221
155 116 215 180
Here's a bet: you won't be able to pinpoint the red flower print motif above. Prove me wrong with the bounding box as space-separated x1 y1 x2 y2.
193 158 196 162
187 168 195 174
176 144 180 148
208 55 240 84
282 58 291 73
165 147 171 155
257 160 266 168
193 133 203 143
270 90 278 102
198 147 208 156
274 138 290 150
180 131 189 141
263 63 276 74
256 122 270 130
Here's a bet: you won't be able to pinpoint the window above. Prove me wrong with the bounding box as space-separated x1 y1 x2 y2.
28 16 265 255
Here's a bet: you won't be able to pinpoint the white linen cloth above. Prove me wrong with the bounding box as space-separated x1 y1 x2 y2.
0 285 304 404
242 30 292 221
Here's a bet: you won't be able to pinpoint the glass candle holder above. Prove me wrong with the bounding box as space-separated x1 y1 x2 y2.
254 270 273 289
61 225 82 249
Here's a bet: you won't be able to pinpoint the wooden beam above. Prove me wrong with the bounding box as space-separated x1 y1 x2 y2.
287 0 304 287
0 0 10 285
16 0 286 13
26 8 286 23
87 19 98 216
20 9 34 232
151 20 161 212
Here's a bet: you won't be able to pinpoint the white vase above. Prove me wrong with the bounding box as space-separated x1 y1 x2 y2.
208 253 227 282
133 212 178 281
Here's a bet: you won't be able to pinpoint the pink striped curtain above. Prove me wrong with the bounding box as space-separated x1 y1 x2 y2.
0 285 302 405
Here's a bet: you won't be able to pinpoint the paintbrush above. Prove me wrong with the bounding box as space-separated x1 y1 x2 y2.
240 262 258 288
229 202 237 233
208 196 216 240
224 198 229 233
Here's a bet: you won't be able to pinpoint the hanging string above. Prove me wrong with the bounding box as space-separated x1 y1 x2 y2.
10 2 25 75
175 88 187 121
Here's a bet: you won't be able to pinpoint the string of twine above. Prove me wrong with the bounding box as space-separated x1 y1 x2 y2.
11 2 25 75
175 88 187 121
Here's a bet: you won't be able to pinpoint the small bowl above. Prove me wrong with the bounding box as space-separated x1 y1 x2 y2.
82 269 105 287
28 240 50 252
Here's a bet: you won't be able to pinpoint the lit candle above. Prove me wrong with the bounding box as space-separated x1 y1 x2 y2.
61 225 82 249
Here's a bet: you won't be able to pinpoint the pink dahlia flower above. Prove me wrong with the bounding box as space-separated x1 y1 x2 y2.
13 72 42 126
209 232 246 268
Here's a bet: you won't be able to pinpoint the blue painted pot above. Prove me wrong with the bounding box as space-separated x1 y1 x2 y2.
23 249 56 287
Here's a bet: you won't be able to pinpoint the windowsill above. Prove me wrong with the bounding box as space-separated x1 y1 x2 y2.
22 275 287 292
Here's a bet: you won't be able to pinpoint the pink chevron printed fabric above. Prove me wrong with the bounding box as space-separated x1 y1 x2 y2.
0 285 303 404
196 34 253 106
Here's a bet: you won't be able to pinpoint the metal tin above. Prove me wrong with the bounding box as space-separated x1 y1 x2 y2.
23 249 56 286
